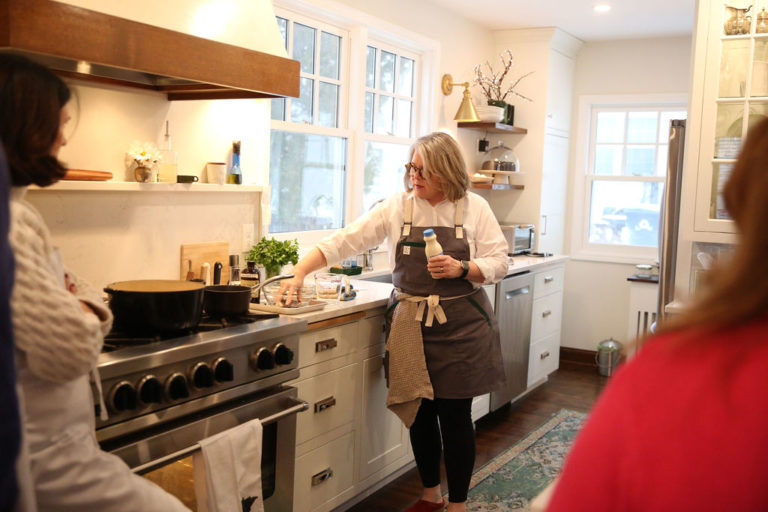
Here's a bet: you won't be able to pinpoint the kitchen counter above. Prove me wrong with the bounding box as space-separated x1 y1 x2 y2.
279 280 393 324
278 254 568 324
506 254 569 274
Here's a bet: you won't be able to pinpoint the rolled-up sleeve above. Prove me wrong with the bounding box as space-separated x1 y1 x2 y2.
469 197 509 285
315 198 392 266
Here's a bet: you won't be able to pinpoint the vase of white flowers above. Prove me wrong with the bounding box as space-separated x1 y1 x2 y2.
126 141 161 183
474 50 534 125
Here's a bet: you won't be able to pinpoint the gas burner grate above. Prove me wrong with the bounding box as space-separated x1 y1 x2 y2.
197 312 279 331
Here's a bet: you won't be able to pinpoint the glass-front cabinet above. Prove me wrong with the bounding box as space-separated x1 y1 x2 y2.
695 0 768 233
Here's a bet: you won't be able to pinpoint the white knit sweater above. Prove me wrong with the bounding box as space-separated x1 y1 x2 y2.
9 188 112 383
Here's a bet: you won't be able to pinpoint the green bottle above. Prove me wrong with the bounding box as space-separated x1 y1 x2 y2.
228 140 242 184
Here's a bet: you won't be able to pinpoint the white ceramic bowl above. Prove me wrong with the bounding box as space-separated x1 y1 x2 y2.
474 105 504 122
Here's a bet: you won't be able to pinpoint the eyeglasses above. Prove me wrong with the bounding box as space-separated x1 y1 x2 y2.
405 162 425 179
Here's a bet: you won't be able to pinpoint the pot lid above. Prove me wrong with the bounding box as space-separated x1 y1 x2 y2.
106 280 204 293
597 338 623 351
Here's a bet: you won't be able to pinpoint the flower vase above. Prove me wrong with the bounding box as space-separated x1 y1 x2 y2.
134 165 153 183
487 100 514 126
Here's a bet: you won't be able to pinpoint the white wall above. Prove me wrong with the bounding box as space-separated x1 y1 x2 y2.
562 36 692 351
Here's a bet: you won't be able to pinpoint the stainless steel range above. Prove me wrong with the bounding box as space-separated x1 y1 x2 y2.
92 313 309 510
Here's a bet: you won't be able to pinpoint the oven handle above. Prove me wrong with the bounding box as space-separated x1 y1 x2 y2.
131 397 308 474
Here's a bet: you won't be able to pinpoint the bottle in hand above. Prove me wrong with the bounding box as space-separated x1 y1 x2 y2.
423 228 443 279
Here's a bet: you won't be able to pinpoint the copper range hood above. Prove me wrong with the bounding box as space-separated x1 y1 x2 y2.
0 0 300 100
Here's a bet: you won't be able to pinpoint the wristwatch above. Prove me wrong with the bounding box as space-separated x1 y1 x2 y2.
459 260 470 279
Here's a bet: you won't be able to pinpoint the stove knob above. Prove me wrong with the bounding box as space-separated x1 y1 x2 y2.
213 357 234 382
109 380 138 412
165 372 190 401
137 375 163 405
250 347 275 371
273 343 294 365
190 362 214 389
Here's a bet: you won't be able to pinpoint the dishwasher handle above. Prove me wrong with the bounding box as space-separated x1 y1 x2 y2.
505 286 530 300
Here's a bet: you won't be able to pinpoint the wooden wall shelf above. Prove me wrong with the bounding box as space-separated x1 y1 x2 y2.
1 0 300 100
458 122 528 134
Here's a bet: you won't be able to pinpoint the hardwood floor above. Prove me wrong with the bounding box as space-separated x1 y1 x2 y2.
345 362 608 512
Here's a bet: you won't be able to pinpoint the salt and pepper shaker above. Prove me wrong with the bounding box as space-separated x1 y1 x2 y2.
228 254 241 285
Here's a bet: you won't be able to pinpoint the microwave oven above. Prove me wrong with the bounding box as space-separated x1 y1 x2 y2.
500 224 535 255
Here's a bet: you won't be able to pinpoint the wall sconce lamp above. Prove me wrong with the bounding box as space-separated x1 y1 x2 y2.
441 73 479 122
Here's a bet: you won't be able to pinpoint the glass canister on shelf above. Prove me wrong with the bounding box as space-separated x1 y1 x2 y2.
481 141 520 184
723 4 752 35
757 8 768 32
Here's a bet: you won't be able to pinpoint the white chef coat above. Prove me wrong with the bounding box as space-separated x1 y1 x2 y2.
316 191 509 285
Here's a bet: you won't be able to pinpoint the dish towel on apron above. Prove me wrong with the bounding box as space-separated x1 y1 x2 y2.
193 419 264 512
386 296 434 427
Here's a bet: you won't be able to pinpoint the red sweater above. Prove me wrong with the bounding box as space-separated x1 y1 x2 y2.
547 321 768 511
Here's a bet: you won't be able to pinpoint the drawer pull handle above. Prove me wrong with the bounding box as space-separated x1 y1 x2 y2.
540 351 550 360
315 338 338 352
314 396 337 413
311 467 334 486
544 276 554 283
542 310 552 318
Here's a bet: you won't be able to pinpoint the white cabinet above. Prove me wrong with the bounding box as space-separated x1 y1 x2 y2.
486 28 582 254
528 264 564 387
675 0 745 302
290 311 413 512
358 349 410 484
294 432 356 512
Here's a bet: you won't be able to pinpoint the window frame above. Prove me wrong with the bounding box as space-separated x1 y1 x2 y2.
268 0 438 248
569 94 688 264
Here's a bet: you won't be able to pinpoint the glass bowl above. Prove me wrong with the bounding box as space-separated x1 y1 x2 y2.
314 272 343 300
261 282 315 306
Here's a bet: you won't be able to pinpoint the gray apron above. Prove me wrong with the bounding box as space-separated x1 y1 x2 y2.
385 197 505 398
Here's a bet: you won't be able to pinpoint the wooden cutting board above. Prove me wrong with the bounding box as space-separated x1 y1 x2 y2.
63 169 113 181
180 241 230 284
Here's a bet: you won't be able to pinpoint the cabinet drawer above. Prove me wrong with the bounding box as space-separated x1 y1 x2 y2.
294 364 357 445
527 331 560 387
298 322 358 369
294 431 355 512
359 315 386 350
531 291 563 341
533 266 565 299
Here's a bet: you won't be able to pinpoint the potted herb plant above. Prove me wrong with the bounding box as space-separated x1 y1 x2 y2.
247 237 300 278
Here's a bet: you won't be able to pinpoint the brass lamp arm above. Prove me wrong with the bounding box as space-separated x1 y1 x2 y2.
441 74 470 95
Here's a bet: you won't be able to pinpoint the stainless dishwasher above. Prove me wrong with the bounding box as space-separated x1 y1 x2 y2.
490 271 534 411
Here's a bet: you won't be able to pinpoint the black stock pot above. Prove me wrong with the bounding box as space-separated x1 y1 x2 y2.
104 280 205 335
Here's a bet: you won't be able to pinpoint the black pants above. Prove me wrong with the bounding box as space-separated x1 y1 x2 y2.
409 397 475 503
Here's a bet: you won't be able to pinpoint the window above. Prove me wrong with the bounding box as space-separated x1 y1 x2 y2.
361 43 419 212
571 95 687 262
269 2 431 242
269 13 349 235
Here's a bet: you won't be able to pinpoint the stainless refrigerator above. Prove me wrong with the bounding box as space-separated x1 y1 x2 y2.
657 119 686 325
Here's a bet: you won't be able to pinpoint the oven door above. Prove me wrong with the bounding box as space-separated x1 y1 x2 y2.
100 386 307 511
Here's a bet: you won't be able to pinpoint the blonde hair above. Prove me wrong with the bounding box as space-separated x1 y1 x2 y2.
403 132 469 202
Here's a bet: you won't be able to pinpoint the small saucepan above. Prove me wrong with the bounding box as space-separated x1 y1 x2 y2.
203 285 252 318
104 280 205 335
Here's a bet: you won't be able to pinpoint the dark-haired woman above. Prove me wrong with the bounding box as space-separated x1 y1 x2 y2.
0 53 189 511
546 118 768 511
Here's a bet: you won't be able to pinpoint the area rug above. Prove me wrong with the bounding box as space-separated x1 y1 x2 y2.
461 409 587 511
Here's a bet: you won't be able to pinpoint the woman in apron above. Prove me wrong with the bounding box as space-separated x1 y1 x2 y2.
279 132 509 512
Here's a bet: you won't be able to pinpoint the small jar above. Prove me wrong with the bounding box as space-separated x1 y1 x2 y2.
241 261 261 303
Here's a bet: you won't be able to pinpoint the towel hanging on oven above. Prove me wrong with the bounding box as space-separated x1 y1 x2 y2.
193 419 265 512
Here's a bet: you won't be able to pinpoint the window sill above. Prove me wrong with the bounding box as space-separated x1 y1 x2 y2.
568 252 658 266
